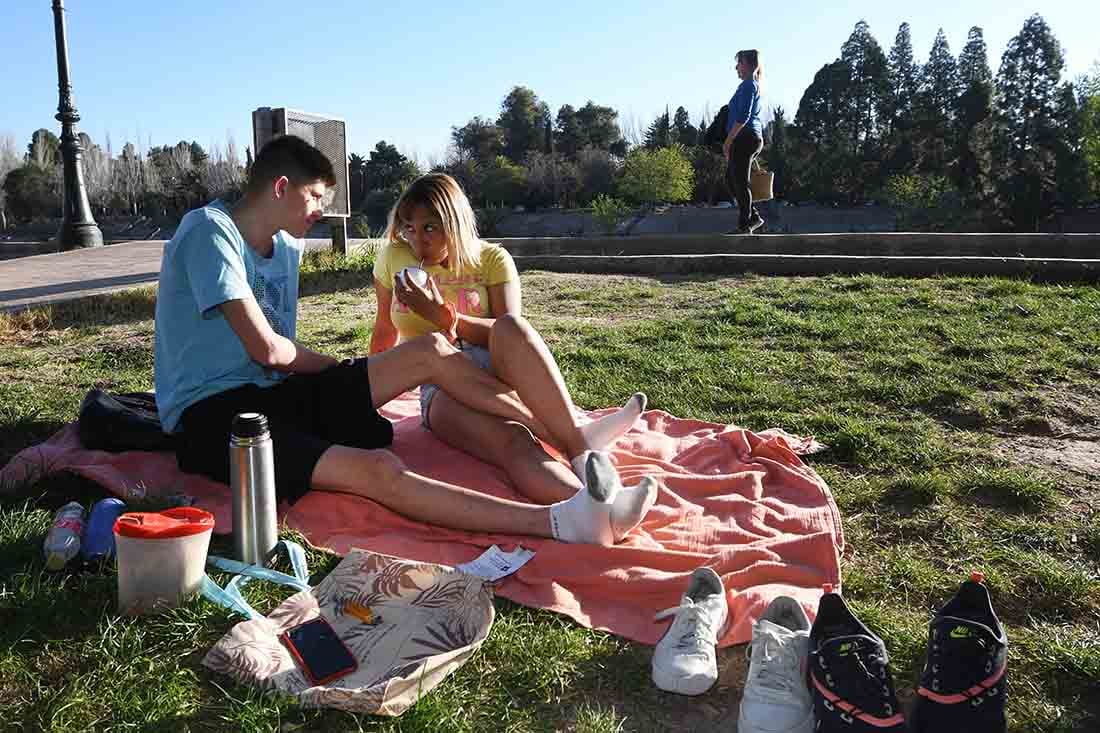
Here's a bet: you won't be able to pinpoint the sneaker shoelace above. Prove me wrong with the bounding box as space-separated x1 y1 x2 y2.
654 598 719 654
821 641 898 719
927 624 998 694
747 626 804 703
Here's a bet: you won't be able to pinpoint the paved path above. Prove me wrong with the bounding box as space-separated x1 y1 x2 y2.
0 240 166 312
0 239 341 312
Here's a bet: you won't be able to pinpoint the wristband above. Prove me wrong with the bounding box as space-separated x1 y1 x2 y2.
439 302 459 344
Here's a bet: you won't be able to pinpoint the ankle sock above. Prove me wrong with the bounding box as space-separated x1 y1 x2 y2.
551 452 658 544
612 476 659 539
551 454 615 545
577 393 646 461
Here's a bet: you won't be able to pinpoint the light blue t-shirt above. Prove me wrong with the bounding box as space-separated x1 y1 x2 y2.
154 200 301 433
727 79 763 138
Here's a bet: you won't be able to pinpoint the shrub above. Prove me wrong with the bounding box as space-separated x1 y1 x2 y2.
590 194 632 234
616 145 694 206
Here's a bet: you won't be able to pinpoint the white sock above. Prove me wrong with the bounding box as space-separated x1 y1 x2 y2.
577 393 646 458
550 461 615 545
570 450 594 483
551 452 657 544
611 476 659 540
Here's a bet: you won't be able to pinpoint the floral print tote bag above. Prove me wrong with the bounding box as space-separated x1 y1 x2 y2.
203 549 495 715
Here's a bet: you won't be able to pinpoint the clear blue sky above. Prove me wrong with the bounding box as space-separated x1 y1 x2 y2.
2 1 1096 165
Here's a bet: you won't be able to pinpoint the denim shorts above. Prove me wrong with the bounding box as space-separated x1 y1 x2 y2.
419 342 492 428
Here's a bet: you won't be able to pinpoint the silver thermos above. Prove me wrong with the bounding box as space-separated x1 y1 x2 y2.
230 412 278 565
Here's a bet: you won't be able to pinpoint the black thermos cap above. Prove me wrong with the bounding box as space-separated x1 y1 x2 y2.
231 412 269 438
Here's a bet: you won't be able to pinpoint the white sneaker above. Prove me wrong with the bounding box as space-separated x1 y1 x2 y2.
737 596 815 733
651 566 728 695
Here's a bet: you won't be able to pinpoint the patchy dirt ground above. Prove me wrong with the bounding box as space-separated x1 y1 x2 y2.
615 646 751 732
993 385 1100 511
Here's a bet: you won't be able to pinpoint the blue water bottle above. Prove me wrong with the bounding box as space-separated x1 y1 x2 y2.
80 498 127 563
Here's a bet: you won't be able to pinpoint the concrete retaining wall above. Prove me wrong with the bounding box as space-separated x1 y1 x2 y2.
510 254 1100 281
491 233 1100 259
490 202 901 237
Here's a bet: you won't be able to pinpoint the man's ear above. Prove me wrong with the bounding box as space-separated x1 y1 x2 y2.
273 175 290 199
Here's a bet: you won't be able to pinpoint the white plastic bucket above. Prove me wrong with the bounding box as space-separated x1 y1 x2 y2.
113 507 215 615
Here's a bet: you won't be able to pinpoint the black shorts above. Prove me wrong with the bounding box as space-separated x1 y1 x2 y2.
176 358 393 504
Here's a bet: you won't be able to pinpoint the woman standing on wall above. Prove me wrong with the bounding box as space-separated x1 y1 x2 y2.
723 49 765 234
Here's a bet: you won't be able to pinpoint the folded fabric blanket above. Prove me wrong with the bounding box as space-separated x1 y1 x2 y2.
1 391 843 646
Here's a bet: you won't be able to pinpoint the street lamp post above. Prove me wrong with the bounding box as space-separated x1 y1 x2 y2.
52 0 102 250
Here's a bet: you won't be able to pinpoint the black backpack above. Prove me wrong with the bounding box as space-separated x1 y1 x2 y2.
704 105 730 149
78 389 176 453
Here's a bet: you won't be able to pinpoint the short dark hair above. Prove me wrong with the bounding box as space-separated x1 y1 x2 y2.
246 135 337 194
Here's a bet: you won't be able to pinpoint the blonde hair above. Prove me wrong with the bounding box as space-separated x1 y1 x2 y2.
737 49 764 87
385 173 481 276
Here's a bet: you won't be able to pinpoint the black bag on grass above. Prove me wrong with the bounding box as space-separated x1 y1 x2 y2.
78 389 176 453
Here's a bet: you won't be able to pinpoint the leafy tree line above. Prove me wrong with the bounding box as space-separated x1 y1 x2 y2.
348 87 708 234
348 14 1097 233
3 13 1096 235
772 14 1100 230
1 130 247 228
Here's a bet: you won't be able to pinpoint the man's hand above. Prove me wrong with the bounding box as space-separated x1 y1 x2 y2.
393 273 448 329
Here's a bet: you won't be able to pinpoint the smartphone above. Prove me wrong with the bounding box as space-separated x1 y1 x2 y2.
279 616 358 686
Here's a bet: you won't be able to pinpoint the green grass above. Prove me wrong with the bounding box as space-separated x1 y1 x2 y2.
2 265 1099 731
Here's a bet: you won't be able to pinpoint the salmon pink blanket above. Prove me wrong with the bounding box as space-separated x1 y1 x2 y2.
1 392 843 646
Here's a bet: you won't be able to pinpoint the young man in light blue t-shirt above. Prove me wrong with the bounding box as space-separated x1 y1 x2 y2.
154 135 643 545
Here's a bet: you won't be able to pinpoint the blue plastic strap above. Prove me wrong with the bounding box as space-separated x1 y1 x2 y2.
201 540 311 620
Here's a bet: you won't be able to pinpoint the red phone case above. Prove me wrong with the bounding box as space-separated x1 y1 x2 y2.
279 617 358 686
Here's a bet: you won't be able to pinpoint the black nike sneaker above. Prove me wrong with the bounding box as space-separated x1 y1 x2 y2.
807 584 906 731
911 571 1007 732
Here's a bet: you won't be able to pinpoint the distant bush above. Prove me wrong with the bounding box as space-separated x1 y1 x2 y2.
476 205 510 237
616 145 694 206
590 194 632 234
479 156 527 208
882 174 974 231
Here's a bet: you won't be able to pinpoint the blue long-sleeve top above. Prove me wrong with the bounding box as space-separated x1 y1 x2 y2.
727 79 763 137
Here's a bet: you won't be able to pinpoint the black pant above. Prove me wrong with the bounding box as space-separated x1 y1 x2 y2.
177 358 393 503
726 130 764 227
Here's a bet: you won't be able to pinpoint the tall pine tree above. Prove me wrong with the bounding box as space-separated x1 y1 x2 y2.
885 23 921 174
1053 82 1090 208
915 29 960 176
672 106 697 146
955 27 994 200
839 21 890 198
958 26 992 86
994 14 1065 229
644 108 672 149
840 21 891 154
795 61 853 201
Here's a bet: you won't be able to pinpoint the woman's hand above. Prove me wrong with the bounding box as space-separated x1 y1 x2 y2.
723 122 744 161
393 272 449 329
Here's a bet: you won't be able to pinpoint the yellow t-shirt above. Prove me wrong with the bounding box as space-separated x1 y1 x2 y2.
373 241 519 341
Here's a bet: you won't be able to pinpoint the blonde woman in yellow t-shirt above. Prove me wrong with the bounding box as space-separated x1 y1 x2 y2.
370 173 656 541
